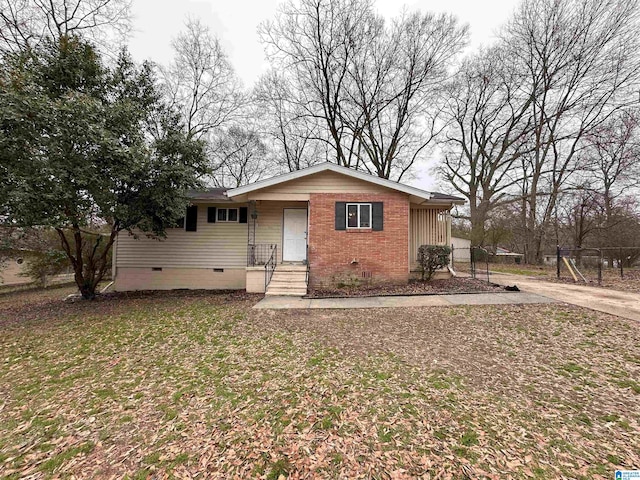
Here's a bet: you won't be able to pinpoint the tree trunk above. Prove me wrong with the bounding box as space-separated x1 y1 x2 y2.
469 204 488 247
56 226 116 300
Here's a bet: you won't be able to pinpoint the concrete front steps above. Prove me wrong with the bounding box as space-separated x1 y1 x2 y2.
266 264 308 296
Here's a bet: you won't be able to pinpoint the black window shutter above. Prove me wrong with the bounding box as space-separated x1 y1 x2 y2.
207 207 216 223
335 202 346 230
185 205 198 231
239 207 248 224
372 202 383 231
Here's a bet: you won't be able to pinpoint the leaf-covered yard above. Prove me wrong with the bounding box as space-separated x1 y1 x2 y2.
1 288 639 479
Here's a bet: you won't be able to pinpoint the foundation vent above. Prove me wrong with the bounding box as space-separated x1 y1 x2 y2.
361 271 372 279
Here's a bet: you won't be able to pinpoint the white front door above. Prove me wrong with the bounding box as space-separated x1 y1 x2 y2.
283 209 308 262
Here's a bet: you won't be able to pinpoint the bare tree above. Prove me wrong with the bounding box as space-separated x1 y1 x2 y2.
0 0 131 54
558 186 601 249
254 70 326 172
439 47 535 245
506 0 640 263
211 126 269 188
163 18 245 141
259 0 467 180
348 11 467 180
260 0 368 170
440 0 640 259
584 109 640 228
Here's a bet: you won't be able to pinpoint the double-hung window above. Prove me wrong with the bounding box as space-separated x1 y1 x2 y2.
217 207 239 222
346 203 371 229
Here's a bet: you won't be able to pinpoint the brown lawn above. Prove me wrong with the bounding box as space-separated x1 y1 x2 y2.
0 287 639 479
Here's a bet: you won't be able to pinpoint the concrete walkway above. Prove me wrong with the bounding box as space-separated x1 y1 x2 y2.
489 272 640 322
253 291 556 310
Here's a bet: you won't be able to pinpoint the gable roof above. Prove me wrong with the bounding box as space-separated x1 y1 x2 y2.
226 162 464 204
186 188 232 202
430 192 464 202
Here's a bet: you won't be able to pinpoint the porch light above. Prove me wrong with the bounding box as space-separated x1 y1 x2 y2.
251 208 258 220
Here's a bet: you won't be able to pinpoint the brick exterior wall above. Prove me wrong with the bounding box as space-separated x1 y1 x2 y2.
308 192 409 287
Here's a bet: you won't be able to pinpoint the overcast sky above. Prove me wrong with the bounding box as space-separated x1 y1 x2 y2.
127 0 517 191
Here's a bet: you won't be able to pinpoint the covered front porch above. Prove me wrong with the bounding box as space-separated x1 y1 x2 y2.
244 200 309 294
409 206 453 274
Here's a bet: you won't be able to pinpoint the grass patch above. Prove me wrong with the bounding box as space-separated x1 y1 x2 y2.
39 442 94 474
266 458 291 480
558 362 589 377
615 379 640 394
460 429 479 447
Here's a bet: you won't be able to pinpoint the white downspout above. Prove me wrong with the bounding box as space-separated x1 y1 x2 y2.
110 234 118 290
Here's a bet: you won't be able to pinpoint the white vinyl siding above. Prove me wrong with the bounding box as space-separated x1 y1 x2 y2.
257 171 392 196
115 203 248 269
253 201 308 264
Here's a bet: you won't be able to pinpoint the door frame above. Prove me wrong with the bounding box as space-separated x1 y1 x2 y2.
282 208 308 263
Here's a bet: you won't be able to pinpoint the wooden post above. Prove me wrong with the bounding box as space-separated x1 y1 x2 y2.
562 257 578 282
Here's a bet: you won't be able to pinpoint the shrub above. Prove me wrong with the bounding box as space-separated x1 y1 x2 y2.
20 249 69 287
417 245 451 281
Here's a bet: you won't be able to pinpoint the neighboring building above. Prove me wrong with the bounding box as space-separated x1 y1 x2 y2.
451 236 471 263
113 162 464 294
0 255 30 286
493 247 524 264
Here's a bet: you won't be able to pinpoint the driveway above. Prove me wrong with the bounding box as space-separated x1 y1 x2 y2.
490 272 640 322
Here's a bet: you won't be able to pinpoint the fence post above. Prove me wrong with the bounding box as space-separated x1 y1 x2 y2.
485 249 490 284
556 244 561 279
598 249 602 286
470 247 475 279
451 244 455 271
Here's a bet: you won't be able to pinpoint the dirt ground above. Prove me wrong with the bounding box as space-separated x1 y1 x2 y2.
0 287 638 479
308 277 503 298
458 262 640 294
548 268 640 294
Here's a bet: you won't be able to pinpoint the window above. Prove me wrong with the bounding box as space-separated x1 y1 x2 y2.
335 202 383 231
217 207 239 222
346 203 371 229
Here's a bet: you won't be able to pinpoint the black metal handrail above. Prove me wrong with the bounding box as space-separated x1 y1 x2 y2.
265 245 277 291
305 244 310 286
248 243 277 266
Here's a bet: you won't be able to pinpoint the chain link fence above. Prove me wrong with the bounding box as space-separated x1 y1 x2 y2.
555 245 640 285
449 244 491 283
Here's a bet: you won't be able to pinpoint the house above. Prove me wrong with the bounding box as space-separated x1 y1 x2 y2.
0 249 74 287
0 254 30 286
112 162 464 294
